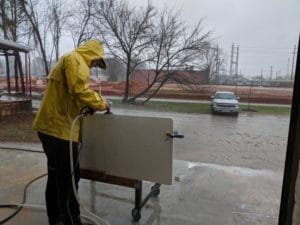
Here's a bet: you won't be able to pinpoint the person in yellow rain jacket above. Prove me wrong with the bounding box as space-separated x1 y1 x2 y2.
33 40 110 225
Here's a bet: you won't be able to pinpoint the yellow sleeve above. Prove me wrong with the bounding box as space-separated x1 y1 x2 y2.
64 55 107 111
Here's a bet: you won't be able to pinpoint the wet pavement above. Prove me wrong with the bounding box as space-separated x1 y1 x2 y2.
0 108 289 225
0 143 283 225
113 107 289 171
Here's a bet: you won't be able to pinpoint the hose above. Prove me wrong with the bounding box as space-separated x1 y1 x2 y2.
0 109 111 225
0 146 43 154
0 173 47 225
69 114 111 225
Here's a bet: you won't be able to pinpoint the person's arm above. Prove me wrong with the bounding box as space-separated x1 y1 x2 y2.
64 55 109 111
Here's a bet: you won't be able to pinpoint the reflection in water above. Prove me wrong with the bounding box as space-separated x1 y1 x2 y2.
209 113 239 125
132 197 161 225
0 94 29 101
88 180 162 225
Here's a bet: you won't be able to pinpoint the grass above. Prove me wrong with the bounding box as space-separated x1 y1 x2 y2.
33 94 291 115
240 104 291 115
0 113 39 142
111 99 291 115
147 101 211 113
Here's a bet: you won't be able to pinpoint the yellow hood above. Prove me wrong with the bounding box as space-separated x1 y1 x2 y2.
75 40 105 67
32 39 107 142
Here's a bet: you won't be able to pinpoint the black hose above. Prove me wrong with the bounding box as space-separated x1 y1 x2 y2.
0 173 47 224
0 143 81 224
0 146 43 154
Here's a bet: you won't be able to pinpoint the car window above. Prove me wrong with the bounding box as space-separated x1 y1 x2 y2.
215 93 236 99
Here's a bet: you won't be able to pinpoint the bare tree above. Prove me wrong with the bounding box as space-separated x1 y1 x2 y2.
0 0 9 39
129 7 212 104
104 57 126 81
20 0 49 75
93 0 156 102
20 0 71 72
0 0 13 93
203 45 227 84
47 0 71 62
68 0 96 47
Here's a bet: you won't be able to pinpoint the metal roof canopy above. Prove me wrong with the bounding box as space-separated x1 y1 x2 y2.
0 38 31 97
0 38 30 53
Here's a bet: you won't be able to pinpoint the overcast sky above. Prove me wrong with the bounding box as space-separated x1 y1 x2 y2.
131 0 300 78
59 0 300 78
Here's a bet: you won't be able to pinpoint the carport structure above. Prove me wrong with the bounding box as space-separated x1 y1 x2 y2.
0 38 31 97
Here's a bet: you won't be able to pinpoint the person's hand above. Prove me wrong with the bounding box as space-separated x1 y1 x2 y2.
105 100 113 114
87 108 96 115
81 106 95 116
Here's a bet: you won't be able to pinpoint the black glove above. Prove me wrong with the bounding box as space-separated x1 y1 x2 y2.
80 106 95 116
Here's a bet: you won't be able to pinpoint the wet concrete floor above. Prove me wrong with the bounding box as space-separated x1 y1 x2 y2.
0 143 282 225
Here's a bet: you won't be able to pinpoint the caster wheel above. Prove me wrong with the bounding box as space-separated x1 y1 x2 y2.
151 186 160 196
132 208 141 221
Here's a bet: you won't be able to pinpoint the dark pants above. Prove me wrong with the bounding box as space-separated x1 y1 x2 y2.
38 132 82 225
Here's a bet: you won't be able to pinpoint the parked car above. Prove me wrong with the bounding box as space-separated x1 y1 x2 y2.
211 91 240 115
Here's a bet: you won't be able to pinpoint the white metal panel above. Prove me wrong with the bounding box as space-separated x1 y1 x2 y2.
80 114 173 184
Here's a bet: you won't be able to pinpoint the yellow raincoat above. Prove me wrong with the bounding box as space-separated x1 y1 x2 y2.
33 40 107 142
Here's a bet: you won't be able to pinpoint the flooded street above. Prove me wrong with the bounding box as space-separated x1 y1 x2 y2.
113 107 289 171
173 112 289 171
33 99 289 171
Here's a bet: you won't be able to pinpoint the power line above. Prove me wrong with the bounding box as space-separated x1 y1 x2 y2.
291 44 297 80
225 42 298 77
229 43 239 78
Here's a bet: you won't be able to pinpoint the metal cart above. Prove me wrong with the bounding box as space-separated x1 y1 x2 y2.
79 113 183 221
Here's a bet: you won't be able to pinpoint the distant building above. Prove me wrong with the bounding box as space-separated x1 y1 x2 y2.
222 75 250 86
250 77 294 87
131 68 210 85
269 80 294 87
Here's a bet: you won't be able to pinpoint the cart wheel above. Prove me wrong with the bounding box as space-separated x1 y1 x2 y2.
151 186 160 196
132 208 141 221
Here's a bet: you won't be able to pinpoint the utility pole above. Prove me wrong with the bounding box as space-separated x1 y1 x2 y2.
229 44 234 77
260 68 263 86
229 43 239 85
269 66 273 87
215 45 220 84
235 45 239 79
286 57 290 79
291 44 297 80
